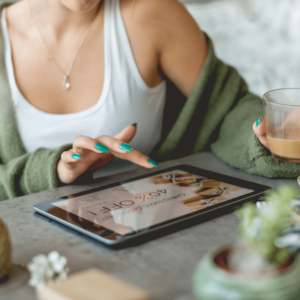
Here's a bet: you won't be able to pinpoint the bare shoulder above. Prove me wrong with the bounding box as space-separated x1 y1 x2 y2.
121 0 207 96
121 0 205 51
5 0 31 38
121 0 194 23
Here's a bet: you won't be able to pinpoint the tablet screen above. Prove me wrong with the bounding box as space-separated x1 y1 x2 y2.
51 169 253 237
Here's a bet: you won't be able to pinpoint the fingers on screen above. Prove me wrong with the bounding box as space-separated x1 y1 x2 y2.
111 148 158 169
63 133 136 163
65 131 156 168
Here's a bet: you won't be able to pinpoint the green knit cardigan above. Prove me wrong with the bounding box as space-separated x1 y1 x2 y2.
1 2 299 201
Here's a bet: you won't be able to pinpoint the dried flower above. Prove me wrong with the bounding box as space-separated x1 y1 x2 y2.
28 251 69 288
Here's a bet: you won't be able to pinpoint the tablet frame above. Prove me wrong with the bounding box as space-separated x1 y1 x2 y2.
33 165 271 247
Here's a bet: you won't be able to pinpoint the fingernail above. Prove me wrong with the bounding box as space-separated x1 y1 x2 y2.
148 159 158 167
256 117 262 127
95 143 109 153
120 143 132 152
132 123 138 128
72 154 81 160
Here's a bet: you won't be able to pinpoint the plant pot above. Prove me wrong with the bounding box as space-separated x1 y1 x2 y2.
193 246 300 300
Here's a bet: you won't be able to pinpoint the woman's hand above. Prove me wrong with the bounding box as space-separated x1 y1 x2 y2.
57 124 158 184
253 117 269 148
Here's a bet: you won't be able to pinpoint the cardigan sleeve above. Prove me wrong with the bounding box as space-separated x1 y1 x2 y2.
0 145 71 201
156 34 300 178
0 2 73 201
210 91 300 178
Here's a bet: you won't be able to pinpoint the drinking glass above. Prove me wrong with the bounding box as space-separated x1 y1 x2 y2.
264 88 300 163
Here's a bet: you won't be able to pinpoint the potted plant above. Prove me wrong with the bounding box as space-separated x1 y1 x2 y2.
193 186 300 300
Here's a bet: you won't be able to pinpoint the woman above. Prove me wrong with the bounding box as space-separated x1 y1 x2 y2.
0 0 298 201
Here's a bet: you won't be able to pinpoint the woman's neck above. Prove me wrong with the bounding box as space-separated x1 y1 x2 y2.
28 0 101 41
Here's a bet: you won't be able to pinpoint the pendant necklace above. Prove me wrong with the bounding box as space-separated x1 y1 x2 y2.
29 1 100 90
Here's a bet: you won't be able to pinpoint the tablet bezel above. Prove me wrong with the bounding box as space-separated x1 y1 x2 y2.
33 164 271 246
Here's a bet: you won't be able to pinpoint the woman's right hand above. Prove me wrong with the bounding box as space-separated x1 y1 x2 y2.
57 124 158 184
253 117 269 149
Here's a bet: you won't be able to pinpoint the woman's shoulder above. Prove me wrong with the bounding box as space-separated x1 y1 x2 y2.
121 0 193 26
3 1 30 40
121 0 202 50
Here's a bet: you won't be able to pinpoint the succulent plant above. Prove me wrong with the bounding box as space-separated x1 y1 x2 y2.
236 185 299 265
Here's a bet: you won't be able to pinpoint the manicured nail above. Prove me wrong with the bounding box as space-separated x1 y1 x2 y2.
72 154 81 160
120 143 132 152
256 117 262 127
148 159 158 167
132 123 138 128
95 143 109 153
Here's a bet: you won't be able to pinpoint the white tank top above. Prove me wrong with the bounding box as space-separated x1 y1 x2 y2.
1 0 166 177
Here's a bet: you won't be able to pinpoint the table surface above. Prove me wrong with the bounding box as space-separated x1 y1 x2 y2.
1 152 298 300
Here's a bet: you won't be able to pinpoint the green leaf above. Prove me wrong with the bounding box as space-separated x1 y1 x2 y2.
236 185 299 265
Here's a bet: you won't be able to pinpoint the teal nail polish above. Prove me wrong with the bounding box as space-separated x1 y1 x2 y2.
148 159 158 167
120 143 132 152
95 143 109 153
72 154 81 160
132 123 138 128
256 117 262 127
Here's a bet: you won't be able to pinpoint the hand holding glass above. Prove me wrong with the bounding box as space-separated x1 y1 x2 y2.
264 89 300 163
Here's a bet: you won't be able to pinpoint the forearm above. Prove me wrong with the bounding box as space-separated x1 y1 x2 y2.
0 145 71 201
211 92 300 178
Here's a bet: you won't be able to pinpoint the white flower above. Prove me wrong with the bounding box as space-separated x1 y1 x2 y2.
48 251 60 263
27 251 69 288
52 257 67 273
32 254 48 265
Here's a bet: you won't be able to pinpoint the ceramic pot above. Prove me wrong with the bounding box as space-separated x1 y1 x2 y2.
193 246 300 300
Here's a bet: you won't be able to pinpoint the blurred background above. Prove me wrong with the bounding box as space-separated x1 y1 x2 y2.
180 0 300 97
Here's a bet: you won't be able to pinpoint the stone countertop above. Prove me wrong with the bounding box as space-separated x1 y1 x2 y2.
0 152 297 300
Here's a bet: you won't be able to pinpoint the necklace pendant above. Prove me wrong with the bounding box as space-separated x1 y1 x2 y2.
62 75 71 90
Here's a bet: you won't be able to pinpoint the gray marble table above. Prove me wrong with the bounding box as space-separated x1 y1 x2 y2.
0 152 298 300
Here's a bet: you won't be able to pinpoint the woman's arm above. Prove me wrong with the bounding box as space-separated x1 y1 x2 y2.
134 0 207 96
0 124 157 201
145 1 300 177
0 145 71 201
211 90 300 178
155 0 207 97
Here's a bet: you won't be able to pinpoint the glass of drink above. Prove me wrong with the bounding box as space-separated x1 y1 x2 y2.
264 88 300 163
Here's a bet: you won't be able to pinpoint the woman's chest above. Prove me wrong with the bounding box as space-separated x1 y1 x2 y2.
5 1 161 114
15 84 166 154
10 33 106 114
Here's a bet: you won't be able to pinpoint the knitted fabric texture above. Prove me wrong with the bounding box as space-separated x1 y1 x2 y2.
1 2 300 201
153 35 300 178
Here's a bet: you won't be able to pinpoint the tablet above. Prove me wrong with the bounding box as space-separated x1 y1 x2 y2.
33 165 270 247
